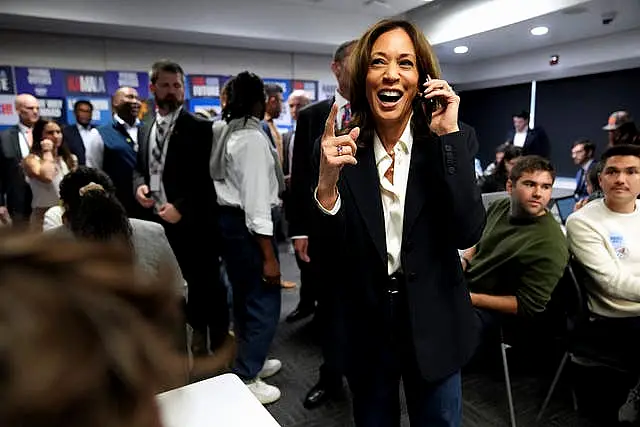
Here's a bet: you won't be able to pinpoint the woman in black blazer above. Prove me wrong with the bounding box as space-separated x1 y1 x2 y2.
313 19 486 427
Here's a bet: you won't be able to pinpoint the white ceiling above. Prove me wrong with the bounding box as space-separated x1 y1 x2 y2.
433 0 640 64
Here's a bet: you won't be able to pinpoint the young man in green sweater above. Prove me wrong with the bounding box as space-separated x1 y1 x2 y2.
461 156 568 333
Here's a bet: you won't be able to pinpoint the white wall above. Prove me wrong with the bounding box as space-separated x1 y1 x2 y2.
0 30 336 83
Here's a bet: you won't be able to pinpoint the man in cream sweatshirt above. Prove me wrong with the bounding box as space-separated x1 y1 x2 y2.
566 144 640 423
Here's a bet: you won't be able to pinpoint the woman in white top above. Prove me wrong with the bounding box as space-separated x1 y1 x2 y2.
22 119 77 229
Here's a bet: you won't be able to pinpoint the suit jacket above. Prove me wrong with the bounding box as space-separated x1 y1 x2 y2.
133 109 217 235
0 126 32 221
282 130 293 177
311 125 486 382
508 126 550 159
287 98 333 237
574 160 596 200
63 124 92 165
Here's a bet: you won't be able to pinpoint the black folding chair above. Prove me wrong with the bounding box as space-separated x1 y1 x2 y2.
536 259 631 421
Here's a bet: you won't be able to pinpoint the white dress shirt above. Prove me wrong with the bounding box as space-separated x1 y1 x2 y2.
214 125 281 236
17 122 31 159
334 90 350 129
76 123 94 149
513 129 528 148
86 114 141 169
316 120 413 275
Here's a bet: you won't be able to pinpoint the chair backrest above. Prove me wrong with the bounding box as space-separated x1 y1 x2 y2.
481 191 509 210
547 257 591 336
554 196 576 225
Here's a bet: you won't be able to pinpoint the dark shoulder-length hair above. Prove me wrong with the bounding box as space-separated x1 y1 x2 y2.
349 19 442 147
31 119 75 170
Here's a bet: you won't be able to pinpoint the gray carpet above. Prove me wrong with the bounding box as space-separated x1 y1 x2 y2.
262 244 625 426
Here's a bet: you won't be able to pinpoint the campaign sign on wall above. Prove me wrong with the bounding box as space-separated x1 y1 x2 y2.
105 71 150 99
0 95 17 126
292 80 318 102
65 70 108 97
188 75 229 98
263 78 292 131
38 98 66 123
0 66 15 95
319 80 337 101
15 67 65 98
66 97 111 126
188 98 221 120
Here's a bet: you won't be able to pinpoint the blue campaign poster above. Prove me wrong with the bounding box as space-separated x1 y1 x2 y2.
66 97 111 126
0 95 17 126
188 98 221 120
263 78 292 132
292 80 319 102
38 98 66 123
0 66 15 95
188 75 230 98
64 70 108 97
14 67 65 98
105 71 150 99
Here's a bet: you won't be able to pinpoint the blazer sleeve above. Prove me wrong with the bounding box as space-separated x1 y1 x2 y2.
439 128 486 250
288 108 314 237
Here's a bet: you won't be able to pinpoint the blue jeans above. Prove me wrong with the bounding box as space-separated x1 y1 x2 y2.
219 207 281 381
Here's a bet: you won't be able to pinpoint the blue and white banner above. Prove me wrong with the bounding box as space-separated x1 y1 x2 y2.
0 66 15 95
15 67 65 98
65 70 108 96
66 97 111 126
105 71 150 99
38 98 66 122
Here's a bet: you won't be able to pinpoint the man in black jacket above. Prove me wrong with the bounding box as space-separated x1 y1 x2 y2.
133 60 228 359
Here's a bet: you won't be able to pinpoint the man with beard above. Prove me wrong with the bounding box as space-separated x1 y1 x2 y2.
133 61 229 361
86 86 143 217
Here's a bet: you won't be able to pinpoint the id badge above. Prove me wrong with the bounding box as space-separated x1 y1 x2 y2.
150 174 161 192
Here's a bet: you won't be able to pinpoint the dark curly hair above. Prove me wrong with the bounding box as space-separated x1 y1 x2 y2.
222 71 265 123
59 167 132 245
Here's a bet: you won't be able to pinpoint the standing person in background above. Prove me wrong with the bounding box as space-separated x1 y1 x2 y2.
211 71 284 405
571 138 596 201
63 100 94 165
0 94 40 226
508 110 550 159
287 39 357 410
133 60 229 360
23 119 76 230
87 87 143 217
314 19 485 426
603 111 640 147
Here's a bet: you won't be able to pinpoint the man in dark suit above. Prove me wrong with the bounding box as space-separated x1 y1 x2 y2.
133 60 228 359
282 90 311 180
508 110 551 159
571 138 596 200
0 93 40 226
63 100 94 165
287 39 356 409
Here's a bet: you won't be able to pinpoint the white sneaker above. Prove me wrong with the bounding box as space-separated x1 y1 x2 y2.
258 358 282 379
619 386 640 423
246 378 281 405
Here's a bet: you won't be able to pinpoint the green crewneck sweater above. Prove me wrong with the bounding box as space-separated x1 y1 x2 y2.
466 198 569 317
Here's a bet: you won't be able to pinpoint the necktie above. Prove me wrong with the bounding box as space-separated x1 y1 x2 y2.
25 128 33 147
384 149 395 185
341 103 351 131
152 119 168 167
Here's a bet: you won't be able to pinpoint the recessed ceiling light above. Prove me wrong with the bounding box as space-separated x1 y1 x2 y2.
531 26 549 36
454 46 469 54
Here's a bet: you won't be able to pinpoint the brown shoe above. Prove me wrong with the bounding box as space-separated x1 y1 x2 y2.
190 333 236 382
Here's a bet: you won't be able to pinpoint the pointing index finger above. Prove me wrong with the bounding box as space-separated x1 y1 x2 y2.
323 102 339 140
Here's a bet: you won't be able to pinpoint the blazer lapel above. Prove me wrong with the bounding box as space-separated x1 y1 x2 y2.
139 120 153 172
403 135 429 241
9 127 20 157
343 144 387 267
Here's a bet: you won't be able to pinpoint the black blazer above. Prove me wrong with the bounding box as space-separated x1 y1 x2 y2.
133 109 217 231
508 126 550 159
63 124 92 165
312 126 486 382
287 98 333 237
0 126 32 221
282 130 293 177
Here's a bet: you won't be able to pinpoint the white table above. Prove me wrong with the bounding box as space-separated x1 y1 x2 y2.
157 374 281 427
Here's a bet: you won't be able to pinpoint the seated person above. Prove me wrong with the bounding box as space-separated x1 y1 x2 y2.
566 144 640 423
479 144 522 193
462 156 568 335
574 160 604 211
0 229 182 427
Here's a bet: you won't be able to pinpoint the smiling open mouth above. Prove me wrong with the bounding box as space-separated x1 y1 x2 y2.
377 90 403 104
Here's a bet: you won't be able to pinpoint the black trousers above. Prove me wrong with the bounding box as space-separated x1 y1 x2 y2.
162 219 229 351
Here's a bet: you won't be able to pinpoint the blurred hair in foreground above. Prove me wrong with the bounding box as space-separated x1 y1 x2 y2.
0 229 183 427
